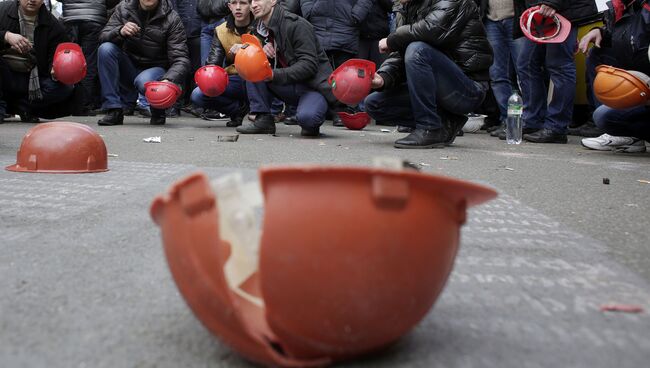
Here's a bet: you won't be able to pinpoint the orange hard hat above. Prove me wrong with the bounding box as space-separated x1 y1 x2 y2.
195 65 229 97
144 81 182 109
150 166 497 366
337 111 371 130
234 34 273 82
594 65 650 109
328 59 376 105
6 122 108 173
52 42 87 85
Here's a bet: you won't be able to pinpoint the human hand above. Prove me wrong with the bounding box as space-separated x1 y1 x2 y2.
578 29 602 53
263 42 275 58
370 73 384 89
120 22 141 37
4 32 32 54
229 43 243 55
539 4 557 18
378 38 389 54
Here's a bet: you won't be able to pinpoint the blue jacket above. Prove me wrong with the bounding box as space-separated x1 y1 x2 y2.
170 0 202 38
300 0 374 54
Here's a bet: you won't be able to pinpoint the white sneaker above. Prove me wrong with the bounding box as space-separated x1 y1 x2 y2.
581 134 647 153
462 113 485 133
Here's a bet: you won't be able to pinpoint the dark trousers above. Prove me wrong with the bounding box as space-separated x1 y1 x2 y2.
0 59 74 118
365 42 487 130
247 80 328 129
181 36 201 106
358 38 386 67
66 20 103 110
593 105 650 141
190 74 247 117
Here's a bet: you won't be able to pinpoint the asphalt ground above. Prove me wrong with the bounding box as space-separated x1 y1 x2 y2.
1 114 649 367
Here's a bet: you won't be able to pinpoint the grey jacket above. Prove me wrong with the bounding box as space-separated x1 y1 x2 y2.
62 0 121 24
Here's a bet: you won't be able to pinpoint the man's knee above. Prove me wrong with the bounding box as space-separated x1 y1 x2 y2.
404 41 433 64
190 87 206 107
297 104 326 128
98 42 119 58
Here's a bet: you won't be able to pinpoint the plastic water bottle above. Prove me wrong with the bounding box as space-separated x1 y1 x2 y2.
506 90 523 144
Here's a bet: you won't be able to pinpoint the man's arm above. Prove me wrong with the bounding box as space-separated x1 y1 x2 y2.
386 0 471 52
272 20 319 85
99 3 127 45
163 15 191 84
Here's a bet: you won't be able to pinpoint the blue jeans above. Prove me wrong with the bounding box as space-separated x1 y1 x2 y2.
484 18 523 122
190 74 247 116
247 81 328 129
97 42 166 110
593 105 650 141
365 42 487 130
200 20 223 65
585 47 621 112
517 27 578 133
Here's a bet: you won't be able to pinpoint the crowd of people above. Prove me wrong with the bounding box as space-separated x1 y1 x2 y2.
0 0 649 152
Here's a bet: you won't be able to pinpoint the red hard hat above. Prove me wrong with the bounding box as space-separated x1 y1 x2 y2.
52 42 87 85
337 111 371 130
6 122 108 173
234 34 273 82
144 81 182 109
195 65 229 97
328 59 376 105
594 65 650 109
150 166 497 366
520 6 571 44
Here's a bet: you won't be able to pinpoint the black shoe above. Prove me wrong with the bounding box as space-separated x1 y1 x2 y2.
486 123 503 133
567 122 603 138
498 127 539 140
283 116 298 125
523 128 567 143
182 104 203 117
490 122 505 137
236 113 276 134
124 105 137 116
19 112 39 124
332 115 344 127
201 109 224 121
376 120 397 126
226 103 249 127
150 109 166 125
98 108 124 126
394 128 447 149
442 112 468 145
300 126 320 137
166 107 180 118
397 125 414 133
0 114 4 124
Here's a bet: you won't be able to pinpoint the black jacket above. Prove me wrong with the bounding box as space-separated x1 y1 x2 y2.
380 0 493 88
261 5 336 104
62 0 121 24
513 0 599 38
198 0 299 22
100 0 190 84
299 0 374 54
0 1 69 78
598 1 650 74
360 0 393 40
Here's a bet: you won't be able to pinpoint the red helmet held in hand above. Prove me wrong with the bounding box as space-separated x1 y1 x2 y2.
195 65 229 97
52 42 87 85
328 59 376 105
144 81 182 109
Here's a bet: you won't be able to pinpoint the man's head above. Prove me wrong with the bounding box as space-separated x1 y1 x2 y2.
19 0 44 16
228 0 252 25
139 0 160 11
250 0 276 23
